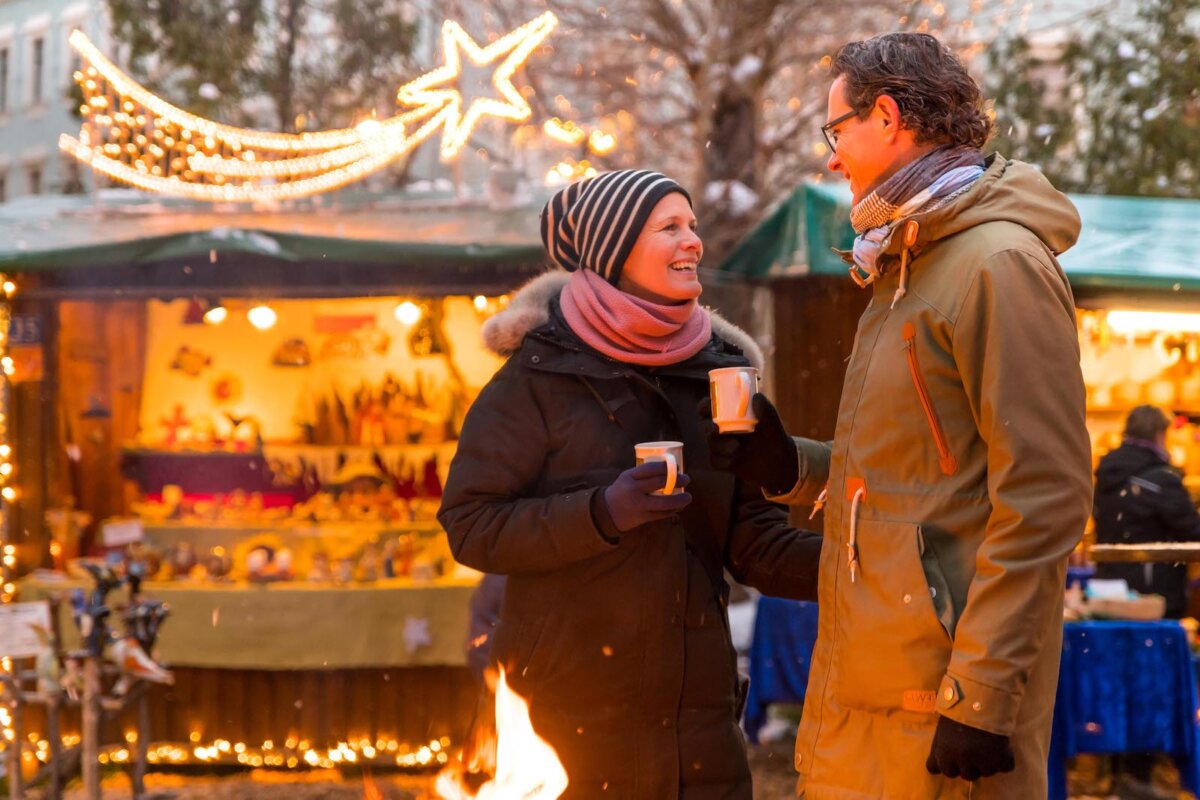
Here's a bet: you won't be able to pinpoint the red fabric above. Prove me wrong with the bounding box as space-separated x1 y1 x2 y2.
559 269 711 366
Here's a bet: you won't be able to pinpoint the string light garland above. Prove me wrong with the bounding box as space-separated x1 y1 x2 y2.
542 118 586 146
0 275 15 775
544 158 598 186
58 12 558 201
11 732 453 771
0 276 13 607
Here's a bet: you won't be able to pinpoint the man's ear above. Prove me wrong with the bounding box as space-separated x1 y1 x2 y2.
875 94 903 141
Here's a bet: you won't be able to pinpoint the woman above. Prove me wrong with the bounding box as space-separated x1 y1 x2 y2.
438 169 820 799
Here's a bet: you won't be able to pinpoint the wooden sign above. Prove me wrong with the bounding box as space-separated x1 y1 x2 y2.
9 314 43 382
100 517 144 547
0 601 52 658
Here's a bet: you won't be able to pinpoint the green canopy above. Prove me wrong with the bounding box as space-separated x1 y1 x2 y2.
0 192 545 272
719 180 1200 293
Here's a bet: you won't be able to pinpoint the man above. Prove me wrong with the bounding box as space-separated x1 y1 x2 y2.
703 33 1092 798
1094 405 1200 619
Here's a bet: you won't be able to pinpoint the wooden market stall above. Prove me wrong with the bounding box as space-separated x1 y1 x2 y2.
0 190 549 768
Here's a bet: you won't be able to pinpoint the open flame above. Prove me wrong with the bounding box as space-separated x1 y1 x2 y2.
435 669 567 800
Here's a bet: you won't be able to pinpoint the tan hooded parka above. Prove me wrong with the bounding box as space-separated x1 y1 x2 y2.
771 155 1093 799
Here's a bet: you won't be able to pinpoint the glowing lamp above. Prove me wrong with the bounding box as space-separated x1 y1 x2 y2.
203 304 228 325
247 305 277 330
394 301 422 325
1107 310 1200 336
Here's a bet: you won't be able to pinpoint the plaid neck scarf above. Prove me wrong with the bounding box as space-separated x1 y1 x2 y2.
850 145 985 234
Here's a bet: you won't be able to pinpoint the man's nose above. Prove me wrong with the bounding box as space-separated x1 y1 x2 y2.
826 148 841 173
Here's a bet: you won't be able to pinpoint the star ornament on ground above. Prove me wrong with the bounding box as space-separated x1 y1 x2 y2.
397 11 557 162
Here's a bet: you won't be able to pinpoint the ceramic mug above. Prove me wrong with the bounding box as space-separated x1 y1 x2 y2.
709 366 760 433
634 441 684 496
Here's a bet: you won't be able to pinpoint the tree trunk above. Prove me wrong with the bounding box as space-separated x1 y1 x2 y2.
274 0 304 133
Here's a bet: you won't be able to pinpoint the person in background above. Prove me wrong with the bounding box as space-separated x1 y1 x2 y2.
1091 406 1196 800
439 169 822 799
1093 405 1200 618
702 32 1092 799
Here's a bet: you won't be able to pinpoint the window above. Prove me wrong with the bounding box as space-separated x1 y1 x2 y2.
0 173 7 204
61 155 83 194
27 164 41 195
0 48 8 113
31 36 43 106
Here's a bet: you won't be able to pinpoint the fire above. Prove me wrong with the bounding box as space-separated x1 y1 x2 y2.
435 669 567 800
362 769 385 800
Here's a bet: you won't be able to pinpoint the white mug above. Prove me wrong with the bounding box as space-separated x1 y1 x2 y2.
709 367 760 433
634 441 684 496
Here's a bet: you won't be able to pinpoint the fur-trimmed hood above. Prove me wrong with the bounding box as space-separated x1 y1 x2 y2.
481 270 765 372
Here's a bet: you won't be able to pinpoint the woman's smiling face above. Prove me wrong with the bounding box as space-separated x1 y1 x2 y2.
618 192 704 304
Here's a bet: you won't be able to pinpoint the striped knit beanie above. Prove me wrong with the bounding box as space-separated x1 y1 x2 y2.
540 169 692 285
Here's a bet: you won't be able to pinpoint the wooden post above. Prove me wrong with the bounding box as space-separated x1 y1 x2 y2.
46 693 61 800
81 658 100 800
132 690 149 799
5 689 20 800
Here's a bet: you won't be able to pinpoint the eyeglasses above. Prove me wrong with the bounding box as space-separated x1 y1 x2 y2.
821 109 860 152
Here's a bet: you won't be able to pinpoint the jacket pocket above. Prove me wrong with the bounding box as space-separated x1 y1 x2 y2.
831 519 953 713
902 322 957 477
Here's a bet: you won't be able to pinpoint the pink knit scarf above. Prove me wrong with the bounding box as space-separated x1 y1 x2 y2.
559 269 712 366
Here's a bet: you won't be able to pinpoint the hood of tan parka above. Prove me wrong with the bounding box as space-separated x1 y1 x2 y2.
877 153 1081 260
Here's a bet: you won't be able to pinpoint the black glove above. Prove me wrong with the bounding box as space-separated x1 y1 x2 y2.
698 393 799 495
925 714 1015 781
601 461 692 533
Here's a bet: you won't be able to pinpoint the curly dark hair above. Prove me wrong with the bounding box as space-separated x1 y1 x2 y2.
831 33 992 149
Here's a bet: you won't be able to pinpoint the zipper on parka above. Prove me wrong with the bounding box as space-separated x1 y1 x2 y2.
901 321 958 476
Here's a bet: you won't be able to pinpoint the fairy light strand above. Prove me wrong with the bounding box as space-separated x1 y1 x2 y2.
59 12 557 201
0 276 16 771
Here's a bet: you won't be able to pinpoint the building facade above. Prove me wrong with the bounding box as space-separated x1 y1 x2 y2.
0 0 102 203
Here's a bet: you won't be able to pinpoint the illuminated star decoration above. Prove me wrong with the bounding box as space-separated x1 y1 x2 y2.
56 12 557 201
396 12 557 162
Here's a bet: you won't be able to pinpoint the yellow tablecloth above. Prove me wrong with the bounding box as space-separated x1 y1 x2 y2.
17 574 478 670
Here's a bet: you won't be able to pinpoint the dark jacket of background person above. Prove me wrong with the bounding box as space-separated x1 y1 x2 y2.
1094 441 1200 618
438 271 821 800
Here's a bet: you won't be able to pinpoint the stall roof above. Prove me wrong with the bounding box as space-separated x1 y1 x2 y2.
0 191 546 272
719 180 1200 293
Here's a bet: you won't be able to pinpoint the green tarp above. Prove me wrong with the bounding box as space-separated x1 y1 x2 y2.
719 180 1200 293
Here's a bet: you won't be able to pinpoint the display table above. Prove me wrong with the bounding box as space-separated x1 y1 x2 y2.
744 601 1200 797
18 574 477 669
743 597 819 743
138 520 444 564
15 574 482 749
1050 621 1200 800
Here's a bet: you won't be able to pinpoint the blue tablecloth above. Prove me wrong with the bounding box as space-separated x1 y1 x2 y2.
743 599 1200 798
1050 621 1200 799
743 597 819 743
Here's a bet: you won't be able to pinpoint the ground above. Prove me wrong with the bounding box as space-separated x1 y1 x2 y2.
37 740 1195 799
